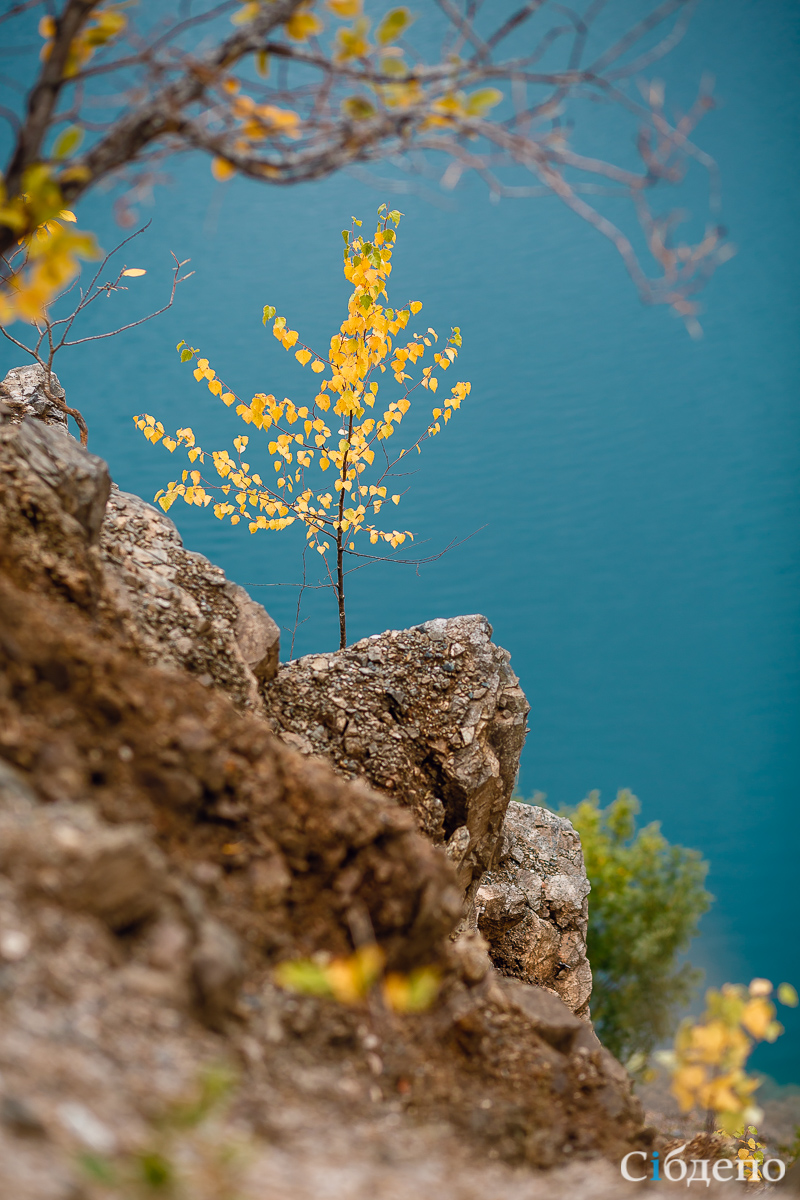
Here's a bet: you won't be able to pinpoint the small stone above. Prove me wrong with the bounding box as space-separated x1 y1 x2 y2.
1 1095 45 1136
445 826 471 866
191 919 244 1023
57 1101 117 1155
279 730 314 756
476 882 527 931
0 930 30 961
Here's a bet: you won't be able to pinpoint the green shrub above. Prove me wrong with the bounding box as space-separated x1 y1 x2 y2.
559 789 712 1067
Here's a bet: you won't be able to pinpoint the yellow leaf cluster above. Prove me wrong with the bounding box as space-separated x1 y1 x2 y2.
668 978 793 1134
0 168 99 324
274 944 440 1013
39 4 127 77
134 206 469 563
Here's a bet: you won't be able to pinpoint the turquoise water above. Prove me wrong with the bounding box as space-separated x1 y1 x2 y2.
2 1 798 1080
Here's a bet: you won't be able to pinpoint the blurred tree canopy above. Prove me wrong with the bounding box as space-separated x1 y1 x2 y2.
563 788 712 1065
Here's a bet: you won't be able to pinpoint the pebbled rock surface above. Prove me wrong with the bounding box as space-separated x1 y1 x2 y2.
99 484 279 711
0 363 69 431
263 616 530 898
476 803 593 1018
0 364 279 712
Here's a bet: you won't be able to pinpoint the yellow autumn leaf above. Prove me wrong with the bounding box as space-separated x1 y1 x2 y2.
327 0 361 15
295 348 312 365
741 999 773 1040
311 360 325 372
391 494 400 504
122 267 146 277
211 156 236 182
286 10 323 40
409 301 422 314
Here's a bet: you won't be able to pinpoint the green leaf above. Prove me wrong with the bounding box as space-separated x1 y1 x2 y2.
180 348 193 362
52 125 84 160
137 1152 174 1189
376 6 413 44
342 95 376 120
388 209 403 225
380 56 408 77
778 982 799 1008
262 304 276 325
465 88 503 117
78 1154 117 1185
274 958 334 997
176 341 185 351
341 229 350 244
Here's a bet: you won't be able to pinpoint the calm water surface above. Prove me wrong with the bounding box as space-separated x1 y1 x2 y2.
2 0 798 1080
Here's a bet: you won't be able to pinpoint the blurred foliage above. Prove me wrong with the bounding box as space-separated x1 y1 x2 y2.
560 789 712 1067
274 944 440 1013
78 1064 249 1198
659 977 797 1137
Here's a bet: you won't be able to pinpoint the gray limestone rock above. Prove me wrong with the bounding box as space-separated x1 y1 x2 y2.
0 364 280 713
0 364 69 432
98 485 279 711
0 400 110 541
476 802 592 1018
263 615 529 898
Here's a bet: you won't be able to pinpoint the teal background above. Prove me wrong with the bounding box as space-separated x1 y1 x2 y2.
1 1 798 1080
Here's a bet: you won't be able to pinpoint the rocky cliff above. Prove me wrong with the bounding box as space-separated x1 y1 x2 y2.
0 367 655 1200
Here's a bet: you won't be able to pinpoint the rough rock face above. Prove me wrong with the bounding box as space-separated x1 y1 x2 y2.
476 803 593 1019
99 484 279 711
0 759 244 1027
0 370 656 1195
0 364 279 712
264 616 530 897
0 363 69 431
0 572 461 971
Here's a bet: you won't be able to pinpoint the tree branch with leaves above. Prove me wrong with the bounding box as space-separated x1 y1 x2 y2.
1 0 731 335
0 220 193 442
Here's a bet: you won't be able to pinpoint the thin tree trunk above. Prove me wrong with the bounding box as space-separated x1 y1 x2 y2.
335 414 355 648
336 526 346 649
336 429 347 649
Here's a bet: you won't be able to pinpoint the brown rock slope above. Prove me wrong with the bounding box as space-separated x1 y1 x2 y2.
0 389 655 1198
